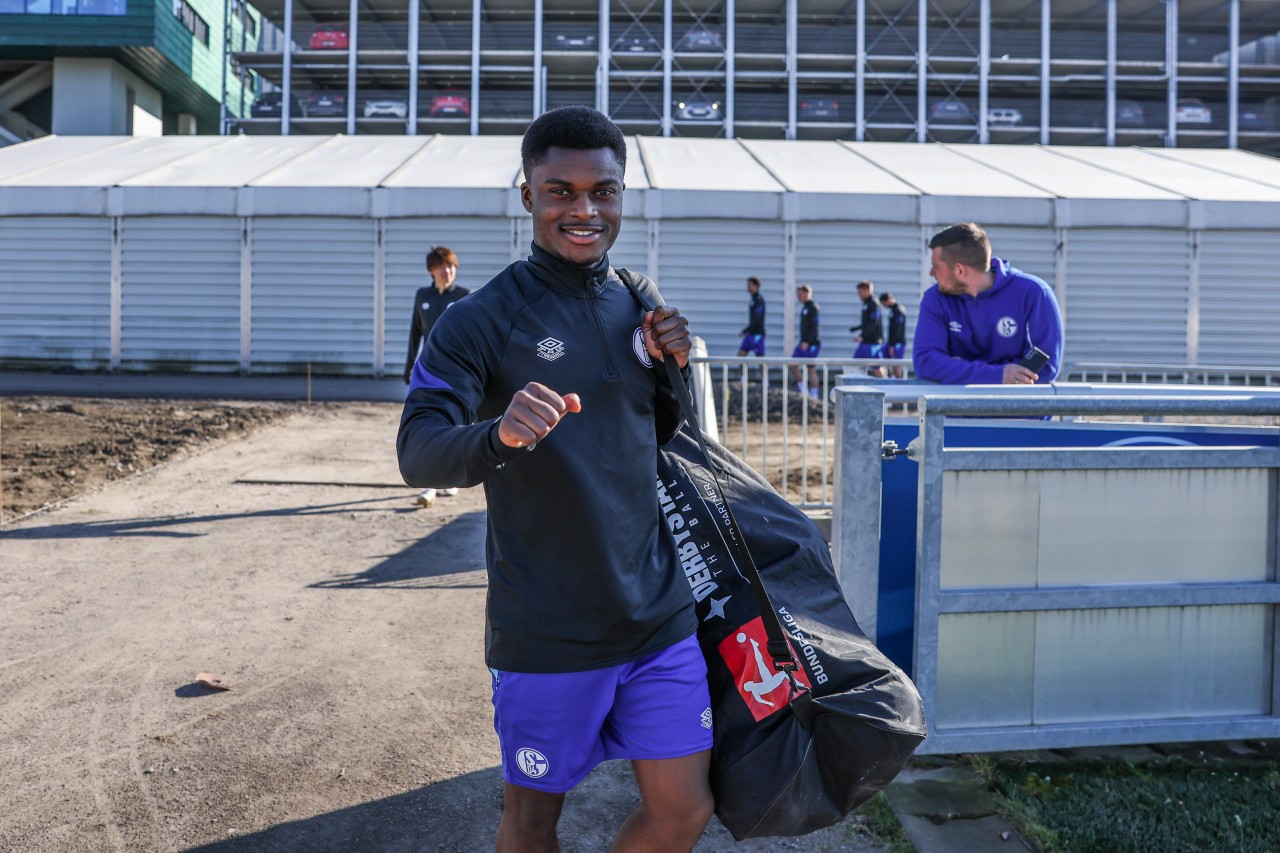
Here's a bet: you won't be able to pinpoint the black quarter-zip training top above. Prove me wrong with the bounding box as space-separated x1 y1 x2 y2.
397 242 695 673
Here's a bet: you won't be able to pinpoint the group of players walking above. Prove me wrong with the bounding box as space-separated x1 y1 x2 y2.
736 275 910 395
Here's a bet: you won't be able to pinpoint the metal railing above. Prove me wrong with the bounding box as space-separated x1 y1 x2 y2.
690 355 912 508
1063 361 1280 386
834 386 1280 754
693 356 1280 511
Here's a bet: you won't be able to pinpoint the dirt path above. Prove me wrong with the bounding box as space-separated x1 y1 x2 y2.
0 403 884 852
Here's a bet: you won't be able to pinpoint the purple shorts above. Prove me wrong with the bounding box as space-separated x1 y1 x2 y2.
854 342 883 360
792 343 821 358
738 334 765 356
490 633 713 793
886 343 905 359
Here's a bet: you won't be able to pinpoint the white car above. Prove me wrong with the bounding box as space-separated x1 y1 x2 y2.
1175 98 1212 125
987 107 1022 126
675 98 721 121
364 97 408 119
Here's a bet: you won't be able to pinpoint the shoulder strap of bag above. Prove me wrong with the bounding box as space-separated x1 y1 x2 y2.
616 268 800 675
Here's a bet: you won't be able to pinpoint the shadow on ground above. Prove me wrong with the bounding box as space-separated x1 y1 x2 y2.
310 511 487 590
0 496 417 540
183 758 877 853
185 766 506 853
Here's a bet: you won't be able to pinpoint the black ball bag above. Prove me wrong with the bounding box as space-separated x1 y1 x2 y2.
657 425 927 840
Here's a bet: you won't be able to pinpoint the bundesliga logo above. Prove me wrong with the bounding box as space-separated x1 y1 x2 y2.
718 617 812 722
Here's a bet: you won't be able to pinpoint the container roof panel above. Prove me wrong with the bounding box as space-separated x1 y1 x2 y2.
120 136 331 186
637 137 784 192
1 136 223 186
740 139 919 195
385 135 522 188
1050 147 1280 201
949 144 1183 200
843 141 1052 198
0 136 131 184
1145 148 1280 192
250 136 432 187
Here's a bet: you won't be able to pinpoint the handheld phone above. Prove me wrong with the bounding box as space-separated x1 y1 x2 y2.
1018 346 1050 373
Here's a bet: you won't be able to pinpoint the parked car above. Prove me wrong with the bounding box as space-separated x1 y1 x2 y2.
675 97 721 121
552 31 596 50
363 96 408 119
250 92 304 118
612 32 659 52
306 91 346 118
929 97 974 123
309 25 348 50
678 23 723 51
428 92 470 118
987 106 1022 126
799 97 840 121
1175 97 1212 125
1240 106 1268 130
1116 99 1144 127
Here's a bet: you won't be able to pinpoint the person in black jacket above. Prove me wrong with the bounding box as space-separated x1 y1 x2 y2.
789 284 821 398
736 275 766 356
850 279 884 377
397 106 713 852
404 245 469 384
879 291 908 378
403 245 470 507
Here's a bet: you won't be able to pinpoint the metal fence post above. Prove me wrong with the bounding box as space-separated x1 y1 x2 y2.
833 385 885 642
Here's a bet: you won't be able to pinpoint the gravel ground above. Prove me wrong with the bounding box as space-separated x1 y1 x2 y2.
0 400 887 852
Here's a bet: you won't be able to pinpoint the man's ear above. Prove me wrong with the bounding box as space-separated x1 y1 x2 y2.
520 182 533 213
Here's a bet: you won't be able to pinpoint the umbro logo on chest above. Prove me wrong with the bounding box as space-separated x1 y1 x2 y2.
537 338 565 361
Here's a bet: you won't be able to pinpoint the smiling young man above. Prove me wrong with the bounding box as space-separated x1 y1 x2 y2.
397 106 714 852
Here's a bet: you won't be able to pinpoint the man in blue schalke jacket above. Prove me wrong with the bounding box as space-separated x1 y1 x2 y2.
397 106 714 852
913 222 1063 385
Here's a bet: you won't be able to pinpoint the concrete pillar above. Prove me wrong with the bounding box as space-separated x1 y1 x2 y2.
52 57 162 136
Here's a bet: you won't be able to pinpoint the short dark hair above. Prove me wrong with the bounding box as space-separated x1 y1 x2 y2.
928 222 991 270
856 279 873 291
747 276 761 287
426 245 458 273
878 292 895 304
521 106 627 180
797 284 812 294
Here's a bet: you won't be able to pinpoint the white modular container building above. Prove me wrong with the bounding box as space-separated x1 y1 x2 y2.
2 133 1279 374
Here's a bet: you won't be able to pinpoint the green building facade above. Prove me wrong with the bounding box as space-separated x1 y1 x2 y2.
0 0 260 140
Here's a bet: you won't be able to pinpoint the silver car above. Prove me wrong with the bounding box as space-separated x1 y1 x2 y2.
364 97 408 119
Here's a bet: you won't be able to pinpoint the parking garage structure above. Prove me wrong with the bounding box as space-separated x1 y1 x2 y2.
226 0 1280 154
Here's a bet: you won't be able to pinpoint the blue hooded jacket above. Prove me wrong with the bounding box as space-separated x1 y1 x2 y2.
912 257 1063 385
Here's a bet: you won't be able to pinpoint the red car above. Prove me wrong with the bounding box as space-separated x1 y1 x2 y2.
309 25 348 50
429 93 470 117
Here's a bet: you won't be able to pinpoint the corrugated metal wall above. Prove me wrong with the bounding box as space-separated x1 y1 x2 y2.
983 226 1059 293
385 217 512 378
120 216 242 370
1062 228 1191 364
250 217 376 373
1198 231 1280 368
605 218 650 278
0 217 112 365
797 222 923 357
657 220 787 357
5 212 1272 374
